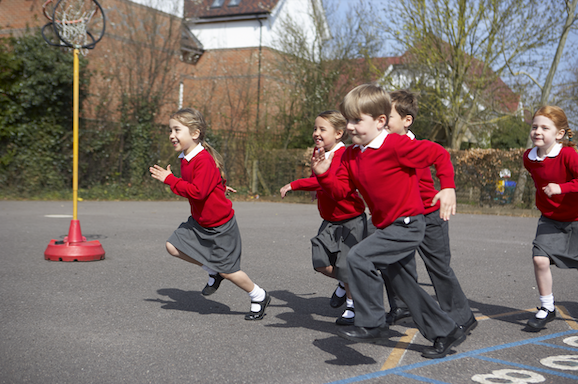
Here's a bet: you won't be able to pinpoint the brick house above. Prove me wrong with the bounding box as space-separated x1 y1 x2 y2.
1 0 329 130
1 0 331 188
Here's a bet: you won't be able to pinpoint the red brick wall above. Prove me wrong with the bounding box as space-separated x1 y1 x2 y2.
1 0 288 134
0 0 45 36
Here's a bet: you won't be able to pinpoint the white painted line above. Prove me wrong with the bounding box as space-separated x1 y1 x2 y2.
44 215 73 218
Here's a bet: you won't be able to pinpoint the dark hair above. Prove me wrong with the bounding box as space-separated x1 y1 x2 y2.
390 89 418 128
170 108 226 179
317 110 348 142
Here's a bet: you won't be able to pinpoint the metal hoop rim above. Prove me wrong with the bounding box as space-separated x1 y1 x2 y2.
49 0 106 50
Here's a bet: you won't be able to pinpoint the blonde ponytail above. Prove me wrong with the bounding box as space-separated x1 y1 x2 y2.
202 141 226 180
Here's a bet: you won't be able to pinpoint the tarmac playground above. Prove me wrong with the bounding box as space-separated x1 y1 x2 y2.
1 200 577 383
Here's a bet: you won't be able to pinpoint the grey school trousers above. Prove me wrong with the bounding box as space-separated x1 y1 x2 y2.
383 210 473 325
347 215 457 341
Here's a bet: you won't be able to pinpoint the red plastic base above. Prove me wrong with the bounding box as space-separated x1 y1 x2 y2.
44 220 105 262
44 239 105 261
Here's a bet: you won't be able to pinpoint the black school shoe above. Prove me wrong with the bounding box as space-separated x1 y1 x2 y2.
337 323 389 343
335 307 355 326
201 273 224 296
245 291 271 321
462 314 478 335
527 307 556 329
386 307 412 325
330 283 347 308
421 324 466 359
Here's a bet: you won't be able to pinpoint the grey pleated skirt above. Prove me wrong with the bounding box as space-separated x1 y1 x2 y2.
310 213 368 282
532 216 578 269
167 215 242 274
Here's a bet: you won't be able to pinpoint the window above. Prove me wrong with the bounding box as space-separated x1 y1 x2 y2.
228 0 241 6
211 0 225 7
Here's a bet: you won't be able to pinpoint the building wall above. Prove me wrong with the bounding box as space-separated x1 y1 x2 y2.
188 0 328 51
0 0 45 36
0 0 288 135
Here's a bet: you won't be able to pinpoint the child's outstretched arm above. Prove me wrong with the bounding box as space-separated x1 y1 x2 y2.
431 188 456 221
150 164 172 183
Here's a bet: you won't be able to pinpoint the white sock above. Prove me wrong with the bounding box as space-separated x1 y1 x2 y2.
342 298 354 318
202 266 218 285
248 284 266 312
335 281 346 298
537 294 555 318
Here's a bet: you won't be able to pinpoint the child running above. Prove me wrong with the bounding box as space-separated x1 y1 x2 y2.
280 110 368 326
312 84 465 359
149 108 270 321
382 89 476 334
523 105 578 330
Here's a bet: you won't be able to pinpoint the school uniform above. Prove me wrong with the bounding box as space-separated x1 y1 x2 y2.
384 131 473 326
165 145 241 274
290 143 367 282
317 129 459 341
524 144 578 269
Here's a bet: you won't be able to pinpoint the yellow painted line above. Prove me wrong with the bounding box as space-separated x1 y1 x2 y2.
381 307 578 370
381 328 418 370
557 305 578 330
475 308 534 321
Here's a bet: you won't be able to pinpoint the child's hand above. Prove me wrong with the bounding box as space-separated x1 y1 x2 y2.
149 164 172 183
310 191 317 201
542 183 561 197
225 186 237 195
432 188 456 221
311 148 332 175
280 183 292 198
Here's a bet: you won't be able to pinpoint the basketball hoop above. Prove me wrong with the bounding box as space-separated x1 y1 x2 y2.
41 0 106 261
41 0 105 53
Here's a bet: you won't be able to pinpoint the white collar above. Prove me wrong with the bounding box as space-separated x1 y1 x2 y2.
355 129 388 153
325 142 345 158
179 144 204 162
528 143 562 161
406 130 415 140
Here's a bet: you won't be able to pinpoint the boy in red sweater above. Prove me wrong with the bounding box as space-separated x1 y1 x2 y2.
382 89 476 334
312 84 465 359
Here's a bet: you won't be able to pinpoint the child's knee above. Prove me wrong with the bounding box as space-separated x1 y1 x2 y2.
533 256 550 269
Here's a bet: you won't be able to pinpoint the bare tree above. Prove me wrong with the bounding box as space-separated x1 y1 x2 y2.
271 0 387 149
381 0 562 149
511 0 578 205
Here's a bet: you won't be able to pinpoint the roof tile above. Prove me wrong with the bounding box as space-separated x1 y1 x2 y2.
185 0 280 19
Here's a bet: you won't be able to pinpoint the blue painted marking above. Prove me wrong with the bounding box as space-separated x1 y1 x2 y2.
534 342 578 352
475 355 578 380
326 330 578 384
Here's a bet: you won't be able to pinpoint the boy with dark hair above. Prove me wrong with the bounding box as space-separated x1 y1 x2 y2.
312 83 466 359
383 89 477 335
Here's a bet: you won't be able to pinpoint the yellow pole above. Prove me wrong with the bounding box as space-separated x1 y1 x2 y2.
72 48 79 220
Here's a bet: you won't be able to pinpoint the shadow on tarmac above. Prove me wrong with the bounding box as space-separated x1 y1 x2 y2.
144 288 245 316
264 290 435 365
